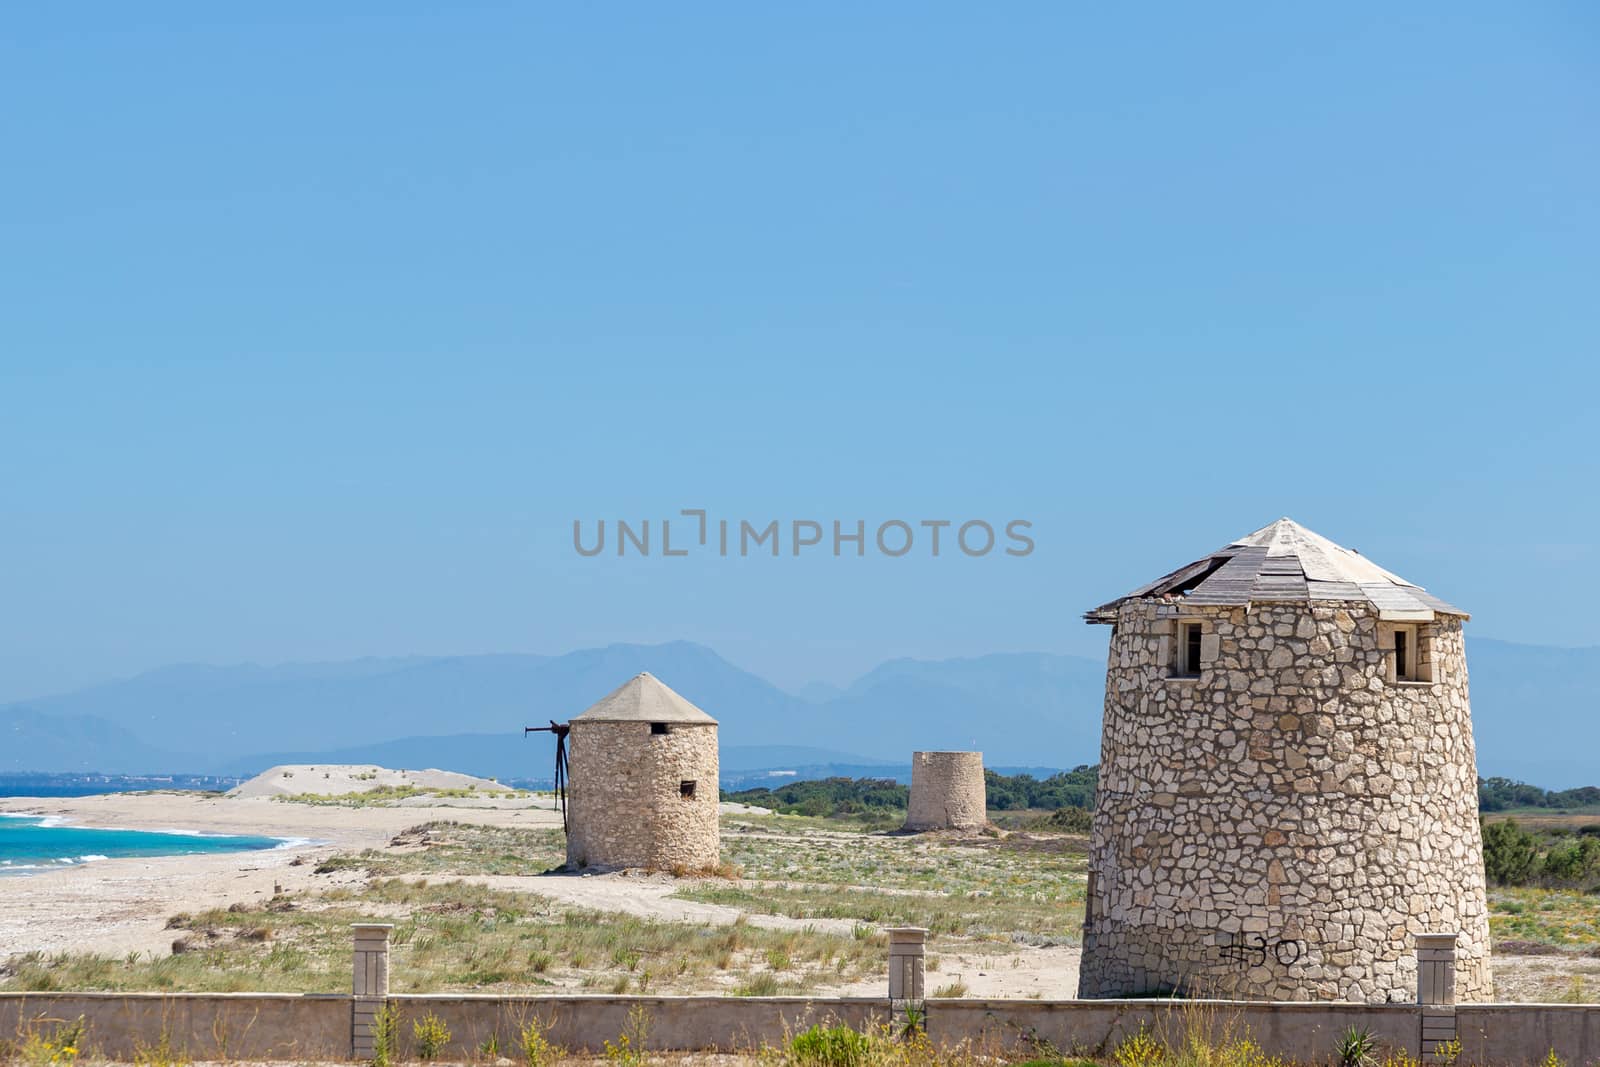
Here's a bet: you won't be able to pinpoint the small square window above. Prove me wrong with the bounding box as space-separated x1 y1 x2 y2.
650 722 670 735
680 780 696 799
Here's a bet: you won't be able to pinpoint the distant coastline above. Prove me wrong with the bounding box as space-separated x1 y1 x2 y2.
0 772 244 799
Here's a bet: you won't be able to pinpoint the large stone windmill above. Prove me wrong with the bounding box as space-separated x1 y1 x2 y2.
1078 518 1490 1004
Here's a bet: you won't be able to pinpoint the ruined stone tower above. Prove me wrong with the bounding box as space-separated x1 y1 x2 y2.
564 673 720 872
1078 519 1491 1003
905 751 987 831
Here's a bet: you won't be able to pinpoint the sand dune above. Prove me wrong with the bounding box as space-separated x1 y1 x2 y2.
228 764 510 799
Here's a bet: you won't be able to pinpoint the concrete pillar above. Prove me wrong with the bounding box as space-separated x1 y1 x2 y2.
352 923 393 1059
888 927 927 1003
1417 931 1459 1055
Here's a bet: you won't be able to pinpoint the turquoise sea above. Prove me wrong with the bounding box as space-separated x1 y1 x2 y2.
0 815 287 876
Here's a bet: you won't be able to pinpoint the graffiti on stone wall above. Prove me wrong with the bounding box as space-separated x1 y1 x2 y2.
1216 932 1307 967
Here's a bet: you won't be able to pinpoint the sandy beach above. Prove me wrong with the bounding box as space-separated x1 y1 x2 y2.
0 791 563 959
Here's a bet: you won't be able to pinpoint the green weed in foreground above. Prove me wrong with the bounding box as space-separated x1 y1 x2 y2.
518 1016 563 1067
370 1002 399 1067
602 1006 651 1067
1332 1025 1376 1067
7 1014 86 1067
411 1012 450 1061
776 1023 996 1067
788 1024 872 1067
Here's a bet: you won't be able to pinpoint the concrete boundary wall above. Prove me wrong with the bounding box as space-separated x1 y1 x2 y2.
0 993 350 1061
6 994 1600 1064
933 999 1423 1059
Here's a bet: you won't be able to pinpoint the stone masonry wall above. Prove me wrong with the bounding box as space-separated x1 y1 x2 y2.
566 721 719 871
1078 600 1491 1003
906 751 987 831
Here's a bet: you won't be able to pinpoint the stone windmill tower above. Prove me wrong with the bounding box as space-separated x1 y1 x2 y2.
905 751 987 832
1078 518 1490 1003
563 673 720 872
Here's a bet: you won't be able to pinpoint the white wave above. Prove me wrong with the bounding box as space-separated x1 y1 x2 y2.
0 812 69 827
271 836 323 851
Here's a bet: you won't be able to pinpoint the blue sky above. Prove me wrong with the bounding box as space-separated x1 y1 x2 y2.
2 4 1596 699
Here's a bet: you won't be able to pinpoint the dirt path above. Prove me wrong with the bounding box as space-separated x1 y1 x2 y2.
428 870 861 935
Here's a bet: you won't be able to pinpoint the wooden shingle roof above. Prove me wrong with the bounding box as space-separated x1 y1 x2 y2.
1084 518 1467 623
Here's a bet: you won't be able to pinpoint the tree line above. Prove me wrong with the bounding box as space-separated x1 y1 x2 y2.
722 765 1101 818
725 769 1600 821
1477 776 1600 812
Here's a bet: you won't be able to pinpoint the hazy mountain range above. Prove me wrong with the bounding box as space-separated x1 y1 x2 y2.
2 638 1595 788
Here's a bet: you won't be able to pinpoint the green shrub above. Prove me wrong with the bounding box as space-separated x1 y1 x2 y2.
14 1014 88 1067
602 1006 650 1067
1484 819 1540 884
412 1012 450 1061
787 1024 871 1067
734 972 782 997
132 1029 189 1067
1112 1025 1162 1067
519 1017 562 1067
1334 1025 1377 1067
370 1003 399 1067
1040 807 1092 833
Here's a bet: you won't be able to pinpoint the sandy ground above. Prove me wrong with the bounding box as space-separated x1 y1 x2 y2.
1491 950 1600 1003
0 792 1082 998
0 792 560 958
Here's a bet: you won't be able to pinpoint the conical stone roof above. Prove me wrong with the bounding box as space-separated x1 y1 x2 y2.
570 672 718 725
1084 518 1465 623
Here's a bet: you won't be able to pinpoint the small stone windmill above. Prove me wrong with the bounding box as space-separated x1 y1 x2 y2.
532 673 720 872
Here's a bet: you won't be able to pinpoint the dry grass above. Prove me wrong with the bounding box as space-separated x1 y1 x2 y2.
1482 811 1600 830
1489 885 1600 947
690 819 1086 945
672 883 1067 940
315 821 567 877
0 878 883 997
275 787 540 808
